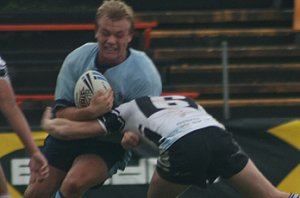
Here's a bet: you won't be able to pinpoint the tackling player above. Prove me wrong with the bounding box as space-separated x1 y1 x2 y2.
41 95 299 198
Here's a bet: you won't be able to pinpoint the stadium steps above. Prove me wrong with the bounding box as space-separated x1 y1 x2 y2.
137 9 293 27
150 28 297 48
164 82 300 97
139 5 300 118
197 97 300 120
152 45 300 63
163 63 300 94
156 45 300 89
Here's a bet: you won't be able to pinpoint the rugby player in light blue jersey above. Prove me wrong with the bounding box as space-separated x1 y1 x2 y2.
24 1 161 198
41 95 300 198
55 42 161 107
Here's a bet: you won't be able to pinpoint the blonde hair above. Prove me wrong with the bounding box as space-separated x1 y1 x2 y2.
96 0 135 32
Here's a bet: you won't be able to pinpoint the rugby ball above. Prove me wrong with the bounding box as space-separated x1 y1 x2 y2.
74 70 111 108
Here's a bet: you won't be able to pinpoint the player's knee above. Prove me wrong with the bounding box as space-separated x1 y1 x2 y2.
24 187 46 198
24 186 35 198
60 177 85 197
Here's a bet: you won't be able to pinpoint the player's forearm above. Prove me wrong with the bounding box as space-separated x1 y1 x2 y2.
46 119 106 140
4 104 40 156
56 106 99 121
0 69 41 156
68 120 106 139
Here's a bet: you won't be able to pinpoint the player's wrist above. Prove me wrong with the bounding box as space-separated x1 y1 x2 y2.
97 112 125 135
97 119 109 135
84 105 100 119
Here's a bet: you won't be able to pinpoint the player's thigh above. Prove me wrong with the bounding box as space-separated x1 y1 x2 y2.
148 169 190 198
226 159 285 198
24 165 66 198
64 154 108 186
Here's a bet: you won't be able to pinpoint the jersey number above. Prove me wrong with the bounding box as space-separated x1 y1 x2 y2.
151 96 194 109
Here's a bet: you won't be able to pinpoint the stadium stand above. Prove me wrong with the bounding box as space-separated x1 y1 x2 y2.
0 0 299 125
137 0 300 119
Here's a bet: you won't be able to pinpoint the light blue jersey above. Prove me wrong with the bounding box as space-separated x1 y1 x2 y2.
52 42 161 177
54 42 162 109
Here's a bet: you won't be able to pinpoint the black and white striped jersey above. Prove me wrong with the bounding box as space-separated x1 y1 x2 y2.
114 95 225 152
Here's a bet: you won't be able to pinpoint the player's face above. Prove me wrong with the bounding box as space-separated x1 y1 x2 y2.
95 16 133 66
